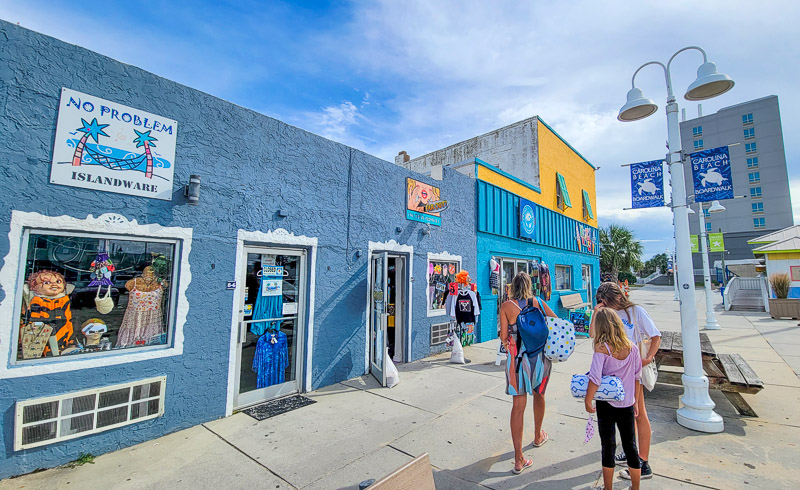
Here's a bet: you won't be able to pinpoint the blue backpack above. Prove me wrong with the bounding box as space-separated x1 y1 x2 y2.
515 297 549 369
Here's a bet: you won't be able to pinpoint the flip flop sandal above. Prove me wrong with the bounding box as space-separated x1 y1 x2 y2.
533 430 549 448
512 459 533 474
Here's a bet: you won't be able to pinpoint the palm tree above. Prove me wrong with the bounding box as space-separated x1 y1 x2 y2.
599 224 644 281
133 129 158 179
72 118 110 167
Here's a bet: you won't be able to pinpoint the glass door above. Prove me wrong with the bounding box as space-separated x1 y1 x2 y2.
235 247 306 409
369 252 389 386
582 264 592 305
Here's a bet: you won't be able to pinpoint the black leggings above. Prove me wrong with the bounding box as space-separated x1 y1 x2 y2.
596 401 641 469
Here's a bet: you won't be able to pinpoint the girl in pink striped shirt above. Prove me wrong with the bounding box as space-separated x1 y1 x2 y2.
585 308 642 490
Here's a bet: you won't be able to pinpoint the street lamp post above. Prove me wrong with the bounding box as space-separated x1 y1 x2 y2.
618 46 733 433
697 201 722 330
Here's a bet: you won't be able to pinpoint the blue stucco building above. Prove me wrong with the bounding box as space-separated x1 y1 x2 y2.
0 21 477 477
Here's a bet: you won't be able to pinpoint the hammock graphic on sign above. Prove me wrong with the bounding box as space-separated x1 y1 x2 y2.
61 118 172 180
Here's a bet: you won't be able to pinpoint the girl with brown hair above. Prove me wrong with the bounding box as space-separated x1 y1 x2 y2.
590 281 661 481
499 272 556 474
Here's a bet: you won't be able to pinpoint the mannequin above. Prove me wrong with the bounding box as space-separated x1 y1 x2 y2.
449 270 481 346
116 266 167 347
81 318 111 351
22 270 77 356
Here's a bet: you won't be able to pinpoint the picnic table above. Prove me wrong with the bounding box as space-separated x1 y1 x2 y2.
655 331 764 417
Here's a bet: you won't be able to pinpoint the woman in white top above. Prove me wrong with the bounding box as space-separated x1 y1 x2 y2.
590 282 661 481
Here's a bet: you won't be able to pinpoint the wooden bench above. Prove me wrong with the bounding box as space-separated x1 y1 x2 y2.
368 452 435 490
560 292 591 311
655 331 764 417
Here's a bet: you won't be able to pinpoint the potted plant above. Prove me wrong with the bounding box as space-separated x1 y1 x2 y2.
768 273 800 319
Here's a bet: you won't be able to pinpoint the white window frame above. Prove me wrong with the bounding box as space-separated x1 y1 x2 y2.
693 139 704 150
750 186 762 198
430 322 450 346
15 375 166 450
752 202 764 214
742 113 753 125
426 251 462 317
693 126 702 137
554 265 572 291
747 157 759 169
706 222 712 232
746 142 757 153
744 127 755 139
754 217 765 229
0 211 192 378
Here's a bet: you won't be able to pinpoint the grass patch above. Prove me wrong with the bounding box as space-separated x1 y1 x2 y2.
60 453 95 469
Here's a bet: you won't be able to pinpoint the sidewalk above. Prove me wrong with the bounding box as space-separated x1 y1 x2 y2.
3 285 799 489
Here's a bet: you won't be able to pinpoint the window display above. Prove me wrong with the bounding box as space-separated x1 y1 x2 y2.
555 265 572 290
15 232 177 362
428 260 459 313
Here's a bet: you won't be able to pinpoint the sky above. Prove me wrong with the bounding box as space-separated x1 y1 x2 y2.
2 0 798 259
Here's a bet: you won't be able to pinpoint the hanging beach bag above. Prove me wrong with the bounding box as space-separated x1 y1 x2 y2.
544 316 576 362
95 285 115 314
633 319 658 391
570 374 625 402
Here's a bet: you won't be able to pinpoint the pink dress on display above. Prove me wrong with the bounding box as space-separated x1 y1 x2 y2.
116 284 164 347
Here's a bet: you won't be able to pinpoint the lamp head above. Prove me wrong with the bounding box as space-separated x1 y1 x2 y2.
687 206 696 215
618 88 658 122
708 200 726 213
685 62 735 101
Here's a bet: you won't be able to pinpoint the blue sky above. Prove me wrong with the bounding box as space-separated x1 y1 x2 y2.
2 0 798 259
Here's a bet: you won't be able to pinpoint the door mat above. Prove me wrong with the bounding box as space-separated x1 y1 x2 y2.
241 395 316 421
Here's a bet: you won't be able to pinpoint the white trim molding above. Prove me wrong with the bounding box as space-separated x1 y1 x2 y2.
426 251 463 318
0 211 193 378
225 228 318 416
365 240 414 373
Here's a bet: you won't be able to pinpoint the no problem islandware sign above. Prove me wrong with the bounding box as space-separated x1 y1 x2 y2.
50 88 178 201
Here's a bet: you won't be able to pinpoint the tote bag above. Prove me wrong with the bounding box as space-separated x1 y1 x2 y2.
634 319 658 391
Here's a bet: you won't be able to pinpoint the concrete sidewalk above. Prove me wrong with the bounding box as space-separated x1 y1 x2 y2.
3 285 799 489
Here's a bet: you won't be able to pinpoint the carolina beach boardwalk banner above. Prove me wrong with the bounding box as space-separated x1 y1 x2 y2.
690 146 733 203
629 160 664 209
50 88 178 201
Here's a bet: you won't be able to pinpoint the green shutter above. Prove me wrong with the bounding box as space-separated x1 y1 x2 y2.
556 173 572 208
582 190 594 219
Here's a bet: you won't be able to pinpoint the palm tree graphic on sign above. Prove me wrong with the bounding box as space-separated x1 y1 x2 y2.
71 118 110 167
133 129 158 179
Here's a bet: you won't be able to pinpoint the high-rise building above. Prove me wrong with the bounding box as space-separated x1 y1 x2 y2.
680 96 793 271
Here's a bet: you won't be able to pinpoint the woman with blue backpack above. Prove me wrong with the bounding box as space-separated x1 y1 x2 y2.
499 272 557 474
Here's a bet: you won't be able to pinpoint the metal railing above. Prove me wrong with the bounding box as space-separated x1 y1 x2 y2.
723 276 739 311
759 276 771 314
637 271 662 285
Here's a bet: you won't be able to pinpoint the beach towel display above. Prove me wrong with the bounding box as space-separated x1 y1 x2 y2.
544 317 576 362
252 330 289 388
570 374 625 401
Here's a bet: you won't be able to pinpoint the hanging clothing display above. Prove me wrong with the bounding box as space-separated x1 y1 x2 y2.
450 289 481 323
489 258 500 290
251 274 283 336
539 261 552 301
252 330 289 389
116 283 165 347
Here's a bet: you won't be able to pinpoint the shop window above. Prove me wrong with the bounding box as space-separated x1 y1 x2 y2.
427 259 460 315
747 157 759 169
582 190 594 220
692 126 703 137
556 173 572 210
13 231 178 364
742 113 753 125
555 265 572 290
743 127 755 139
14 376 165 450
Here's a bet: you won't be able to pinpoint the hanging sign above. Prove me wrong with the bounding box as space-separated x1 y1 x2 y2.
519 198 537 240
708 233 725 252
690 146 733 202
629 160 664 208
261 266 283 296
51 88 177 201
667 259 673 273
690 235 699 253
575 224 597 254
406 178 444 226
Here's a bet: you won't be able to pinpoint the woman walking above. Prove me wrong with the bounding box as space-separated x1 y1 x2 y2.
591 281 661 481
499 272 556 474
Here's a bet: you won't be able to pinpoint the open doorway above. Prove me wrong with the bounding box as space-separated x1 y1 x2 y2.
369 252 408 386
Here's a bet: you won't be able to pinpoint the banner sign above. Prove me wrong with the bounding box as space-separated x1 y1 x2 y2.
709 233 725 252
667 259 673 273
51 88 177 201
519 198 537 240
406 178 444 226
690 235 699 253
690 146 733 202
629 160 664 208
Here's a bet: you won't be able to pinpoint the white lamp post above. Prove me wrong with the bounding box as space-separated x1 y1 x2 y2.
698 200 723 330
619 46 733 433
